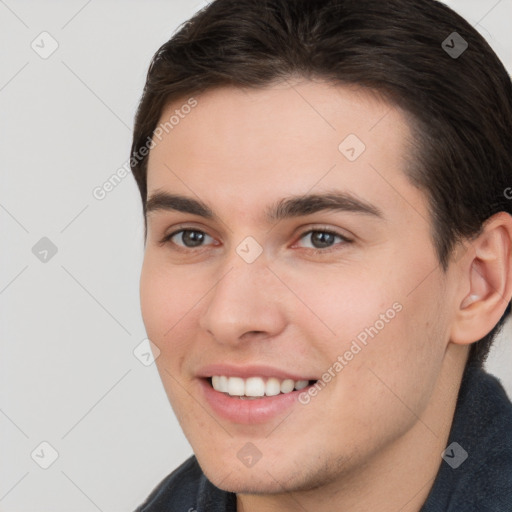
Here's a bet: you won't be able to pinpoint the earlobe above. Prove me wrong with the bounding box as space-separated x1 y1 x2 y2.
450 213 512 346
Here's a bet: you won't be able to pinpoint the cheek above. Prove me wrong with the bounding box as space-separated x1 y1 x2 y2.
139 257 200 404
348 274 449 424
139 254 202 337
139 258 169 337
291 254 446 394
139 254 216 393
283 262 399 347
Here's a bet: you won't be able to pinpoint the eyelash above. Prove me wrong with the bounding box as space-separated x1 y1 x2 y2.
158 226 352 254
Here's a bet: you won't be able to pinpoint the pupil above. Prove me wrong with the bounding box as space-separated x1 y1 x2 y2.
312 232 334 248
183 230 204 247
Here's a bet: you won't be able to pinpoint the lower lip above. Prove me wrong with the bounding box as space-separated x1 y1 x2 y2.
199 378 314 424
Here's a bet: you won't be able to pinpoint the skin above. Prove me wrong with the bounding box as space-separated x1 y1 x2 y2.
139 80 512 512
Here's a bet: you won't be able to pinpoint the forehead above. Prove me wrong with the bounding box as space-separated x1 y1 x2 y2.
145 81 426 226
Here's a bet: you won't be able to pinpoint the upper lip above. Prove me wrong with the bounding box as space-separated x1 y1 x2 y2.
196 363 318 381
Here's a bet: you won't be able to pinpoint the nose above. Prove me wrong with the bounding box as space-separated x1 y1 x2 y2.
199 256 287 346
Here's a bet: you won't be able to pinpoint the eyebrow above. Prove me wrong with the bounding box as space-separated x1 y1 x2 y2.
145 190 383 222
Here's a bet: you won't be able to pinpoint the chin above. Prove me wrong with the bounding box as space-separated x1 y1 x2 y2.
205 469 293 495
197 452 322 495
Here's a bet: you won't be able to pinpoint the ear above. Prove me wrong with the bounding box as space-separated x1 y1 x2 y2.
450 212 512 346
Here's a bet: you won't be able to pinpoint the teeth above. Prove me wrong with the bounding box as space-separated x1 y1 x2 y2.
280 379 295 394
294 380 309 390
212 375 229 393
266 377 281 396
218 376 228 393
211 376 314 397
245 377 265 397
227 377 245 396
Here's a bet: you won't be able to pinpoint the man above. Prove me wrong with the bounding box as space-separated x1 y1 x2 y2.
130 0 512 510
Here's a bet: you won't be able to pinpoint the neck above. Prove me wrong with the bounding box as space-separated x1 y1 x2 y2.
237 344 469 512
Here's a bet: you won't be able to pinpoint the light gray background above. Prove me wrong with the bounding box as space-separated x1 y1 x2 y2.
0 1 511 510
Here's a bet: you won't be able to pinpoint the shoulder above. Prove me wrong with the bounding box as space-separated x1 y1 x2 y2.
459 368 512 506
135 456 203 512
134 455 236 512
456 366 512 474
422 366 512 511
134 456 202 512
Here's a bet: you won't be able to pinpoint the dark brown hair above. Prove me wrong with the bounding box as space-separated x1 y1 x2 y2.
130 0 512 366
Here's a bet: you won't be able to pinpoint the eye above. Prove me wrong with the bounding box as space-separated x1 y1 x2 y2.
295 229 351 251
159 227 351 253
161 229 215 248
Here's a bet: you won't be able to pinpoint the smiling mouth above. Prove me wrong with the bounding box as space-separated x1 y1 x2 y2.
207 376 318 399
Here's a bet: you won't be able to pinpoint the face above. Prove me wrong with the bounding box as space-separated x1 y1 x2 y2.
140 81 457 493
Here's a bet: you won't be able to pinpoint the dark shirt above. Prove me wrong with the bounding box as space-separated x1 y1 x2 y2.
135 365 512 511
